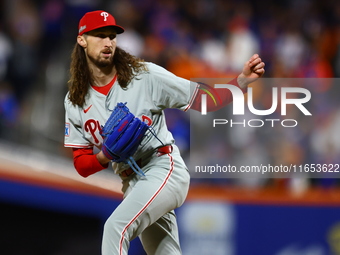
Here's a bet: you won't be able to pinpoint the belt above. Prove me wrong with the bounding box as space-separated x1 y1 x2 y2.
120 145 173 177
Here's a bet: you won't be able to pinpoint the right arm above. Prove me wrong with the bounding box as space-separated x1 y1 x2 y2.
72 148 109 178
65 95 110 178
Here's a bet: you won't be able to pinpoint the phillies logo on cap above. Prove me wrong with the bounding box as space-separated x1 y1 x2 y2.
101 12 109 21
78 10 125 35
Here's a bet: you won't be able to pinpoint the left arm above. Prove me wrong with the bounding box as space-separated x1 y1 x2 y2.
190 54 265 112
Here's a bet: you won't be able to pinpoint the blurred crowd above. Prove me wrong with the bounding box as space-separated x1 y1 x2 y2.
0 0 339 190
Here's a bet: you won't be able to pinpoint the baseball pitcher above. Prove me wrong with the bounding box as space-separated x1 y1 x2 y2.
64 10 265 255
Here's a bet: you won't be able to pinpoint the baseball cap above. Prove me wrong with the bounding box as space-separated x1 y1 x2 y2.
78 10 125 35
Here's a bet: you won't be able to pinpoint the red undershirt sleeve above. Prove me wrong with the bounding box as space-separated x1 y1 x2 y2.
72 148 109 178
190 77 247 112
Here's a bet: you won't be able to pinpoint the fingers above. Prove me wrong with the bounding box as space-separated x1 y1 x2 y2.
248 54 261 67
249 53 259 62
254 61 265 71
254 68 265 75
249 53 265 75
241 54 265 81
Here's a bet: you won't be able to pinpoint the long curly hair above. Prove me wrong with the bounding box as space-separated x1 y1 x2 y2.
67 44 147 107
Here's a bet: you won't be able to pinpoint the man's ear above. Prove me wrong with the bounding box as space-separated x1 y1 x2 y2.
77 35 87 48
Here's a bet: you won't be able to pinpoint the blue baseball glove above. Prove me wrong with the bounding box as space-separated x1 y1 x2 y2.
101 102 149 177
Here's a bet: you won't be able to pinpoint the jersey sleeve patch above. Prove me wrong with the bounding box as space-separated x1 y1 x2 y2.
65 122 70 137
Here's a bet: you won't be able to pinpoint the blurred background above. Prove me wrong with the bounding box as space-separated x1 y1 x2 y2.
0 0 340 254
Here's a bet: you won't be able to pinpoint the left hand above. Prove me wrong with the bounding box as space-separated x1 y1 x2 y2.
237 54 265 89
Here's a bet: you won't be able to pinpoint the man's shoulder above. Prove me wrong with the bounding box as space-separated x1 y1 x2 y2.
142 62 176 79
64 92 81 112
143 62 167 73
64 92 71 106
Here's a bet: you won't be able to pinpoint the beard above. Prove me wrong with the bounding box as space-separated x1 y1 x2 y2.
88 52 114 68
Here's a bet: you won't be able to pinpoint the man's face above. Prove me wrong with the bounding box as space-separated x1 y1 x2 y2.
82 27 117 68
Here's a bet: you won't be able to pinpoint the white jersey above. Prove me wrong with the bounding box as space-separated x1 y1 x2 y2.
64 62 198 173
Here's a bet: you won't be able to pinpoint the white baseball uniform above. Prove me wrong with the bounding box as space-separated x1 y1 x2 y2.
64 62 198 255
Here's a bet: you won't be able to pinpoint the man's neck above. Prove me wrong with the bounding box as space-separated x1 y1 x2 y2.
90 64 116 87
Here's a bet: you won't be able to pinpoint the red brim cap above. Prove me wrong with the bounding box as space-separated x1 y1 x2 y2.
78 10 125 35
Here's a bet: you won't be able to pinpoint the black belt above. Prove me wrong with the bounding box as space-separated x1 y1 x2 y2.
120 145 173 177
